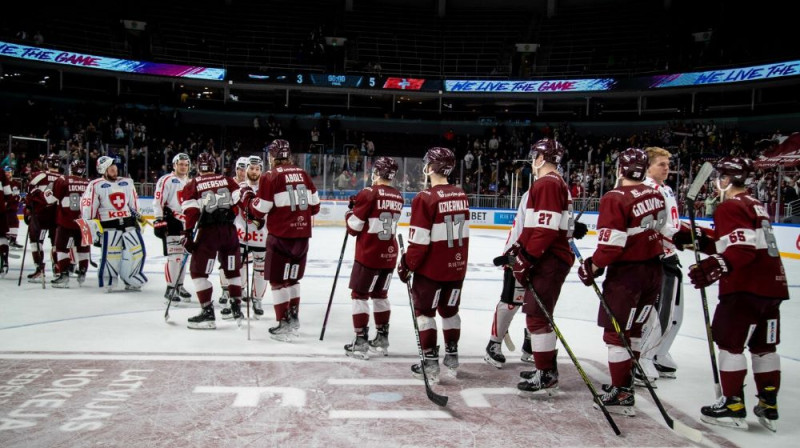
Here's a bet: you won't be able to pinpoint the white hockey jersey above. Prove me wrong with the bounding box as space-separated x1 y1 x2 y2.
234 180 267 247
644 177 680 257
154 172 188 221
81 176 140 222
503 191 529 253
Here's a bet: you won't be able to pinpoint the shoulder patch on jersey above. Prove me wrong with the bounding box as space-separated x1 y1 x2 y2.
171 178 181 183
118 181 129 186
100 183 111 188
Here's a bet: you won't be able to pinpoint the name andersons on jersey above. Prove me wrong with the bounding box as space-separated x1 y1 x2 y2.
632 197 665 217
196 179 228 190
438 199 469 214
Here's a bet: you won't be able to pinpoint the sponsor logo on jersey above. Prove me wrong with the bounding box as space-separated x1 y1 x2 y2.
119 181 129 186
109 192 126 210
100 183 111 188
171 178 181 183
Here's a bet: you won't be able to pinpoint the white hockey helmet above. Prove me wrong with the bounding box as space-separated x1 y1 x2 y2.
236 157 248 171
97 156 115 175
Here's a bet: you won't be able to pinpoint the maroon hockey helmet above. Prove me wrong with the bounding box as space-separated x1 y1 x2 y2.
715 156 753 186
196 152 217 173
529 138 565 165
372 156 398 180
423 147 455 176
617 147 648 181
268 139 291 159
70 159 86 176
46 153 61 170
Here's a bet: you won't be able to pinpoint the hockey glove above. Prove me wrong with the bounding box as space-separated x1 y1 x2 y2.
577 257 605 286
237 186 256 208
181 230 198 254
397 254 412 283
348 195 357 210
493 242 521 266
689 254 729 288
23 208 31 225
572 221 589 240
153 218 168 240
512 249 536 288
673 226 713 253
343 210 360 236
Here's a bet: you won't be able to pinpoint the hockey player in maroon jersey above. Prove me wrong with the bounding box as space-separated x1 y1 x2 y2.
48 160 90 287
510 138 576 396
26 154 61 281
688 157 787 432
342 156 403 359
241 139 320 341
0 165 9 276
180 153 244 329
4 166 23 250
576 147 666 416
396 147 469 381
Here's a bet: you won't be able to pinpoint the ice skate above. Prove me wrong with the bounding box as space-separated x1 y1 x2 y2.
287 304 300 330
50 272 70 288
76 267 87 286
178 285 192 300
597 385 636 416
269 318 296 342
411 347 440 384
0 253 9 278
368 324 390 356
633 360 658 388
344 331 370 360
164 286 182 304
124 284 142 292
217 287 229 306
654 353 677 379
700 395 748 429
521 328 534 363
221 300 244 326
484 340 506 368
251 298 264 317
443 342 459 378
754 386 778 432
517 368 559 397
187 305 216 330
9 240 23 250
27 266 45 283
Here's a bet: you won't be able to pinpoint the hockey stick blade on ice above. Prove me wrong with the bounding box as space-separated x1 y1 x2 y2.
319 231 348 340
569 240 703 443
398 235 448 407
503 332 516 352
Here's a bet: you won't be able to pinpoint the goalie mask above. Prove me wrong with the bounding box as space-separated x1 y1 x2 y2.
96 156 115 175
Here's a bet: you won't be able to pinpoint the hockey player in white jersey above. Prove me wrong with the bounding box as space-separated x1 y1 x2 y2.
222 155 268 319
638 146 707 382
80 156 148 291
154 153 191 302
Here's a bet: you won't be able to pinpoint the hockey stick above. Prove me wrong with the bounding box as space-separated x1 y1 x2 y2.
685 161 722 399
17 223 30 286
398 235 449 407
243 220 251 340
524 283 620 436
569 240 703 443
40 228 47 289
319 230 348 340
503 332 516 351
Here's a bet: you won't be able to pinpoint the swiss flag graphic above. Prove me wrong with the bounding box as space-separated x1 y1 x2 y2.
383 78 425 90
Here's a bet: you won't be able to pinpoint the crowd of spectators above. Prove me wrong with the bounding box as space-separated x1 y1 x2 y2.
1 103 797 220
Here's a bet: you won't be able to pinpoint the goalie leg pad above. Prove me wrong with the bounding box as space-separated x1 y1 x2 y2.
119 228 148 287
99 229 123 288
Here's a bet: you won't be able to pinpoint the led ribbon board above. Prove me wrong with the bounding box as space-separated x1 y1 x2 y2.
444 78 615 93
0 40 226 80
648 60 800 88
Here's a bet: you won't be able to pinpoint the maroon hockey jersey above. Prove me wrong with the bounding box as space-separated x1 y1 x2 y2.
519 171 575 266
6 178 21 213
405 184 470 282
250 164 320 239
181 174 241 230
593 183 665 268
346 185 404 269
712 192 789 299
52 175 89 229
27 170 61 221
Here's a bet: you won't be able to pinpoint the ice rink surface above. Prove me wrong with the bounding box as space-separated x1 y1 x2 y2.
1 223 797 447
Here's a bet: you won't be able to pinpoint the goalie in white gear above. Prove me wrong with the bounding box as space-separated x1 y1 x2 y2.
154 153 191 302
80 156 148 291
223 155 267 319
